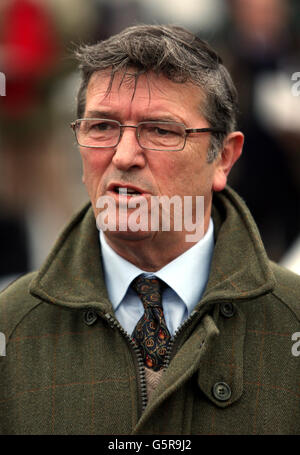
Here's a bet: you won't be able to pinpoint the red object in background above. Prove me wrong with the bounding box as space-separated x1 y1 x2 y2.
2 0 59 77
1 0 60 115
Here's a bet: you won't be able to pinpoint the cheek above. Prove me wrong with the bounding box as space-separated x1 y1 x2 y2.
150 153 199 195
173 159 215 197
149 156 180 193
81 148 102 168
80 149 111 191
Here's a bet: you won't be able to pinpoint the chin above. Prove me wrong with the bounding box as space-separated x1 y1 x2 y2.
103 228 154 243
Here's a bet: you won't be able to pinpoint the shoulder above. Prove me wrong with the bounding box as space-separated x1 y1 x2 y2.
0 272 42 340
270 261 300 321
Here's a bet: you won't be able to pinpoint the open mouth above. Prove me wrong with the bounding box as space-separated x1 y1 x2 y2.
111 186 143 196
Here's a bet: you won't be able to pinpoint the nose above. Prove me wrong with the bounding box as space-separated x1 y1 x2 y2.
111 126 146 171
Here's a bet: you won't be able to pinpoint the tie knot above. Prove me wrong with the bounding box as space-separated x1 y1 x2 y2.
131 274 163 307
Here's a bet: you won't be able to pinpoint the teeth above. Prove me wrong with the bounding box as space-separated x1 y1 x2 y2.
116 187 140 195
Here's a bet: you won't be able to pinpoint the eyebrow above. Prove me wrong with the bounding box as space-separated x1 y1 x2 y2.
142 115 182 123
84 110 114 119
83 110 182 124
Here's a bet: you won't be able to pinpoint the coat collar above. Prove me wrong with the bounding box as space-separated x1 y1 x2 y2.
29 186 276 311
201 186 276 306
30 201 113 313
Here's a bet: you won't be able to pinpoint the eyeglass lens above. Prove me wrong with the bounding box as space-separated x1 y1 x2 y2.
75 119 185 150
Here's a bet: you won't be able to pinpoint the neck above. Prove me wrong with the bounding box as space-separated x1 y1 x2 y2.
102 214 211 271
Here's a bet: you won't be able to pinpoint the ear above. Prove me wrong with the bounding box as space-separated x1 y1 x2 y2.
212 131 244 192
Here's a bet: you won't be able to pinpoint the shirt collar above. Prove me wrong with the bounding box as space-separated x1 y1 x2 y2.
100 218 214 313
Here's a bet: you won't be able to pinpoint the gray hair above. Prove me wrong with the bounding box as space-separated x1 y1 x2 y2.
75 24 238 162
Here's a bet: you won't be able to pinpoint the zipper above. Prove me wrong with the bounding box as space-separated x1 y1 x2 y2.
163 309 199 370
103 313 148 413
103 307 205 411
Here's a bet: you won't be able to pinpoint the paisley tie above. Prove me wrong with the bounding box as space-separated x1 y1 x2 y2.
131 274 171 371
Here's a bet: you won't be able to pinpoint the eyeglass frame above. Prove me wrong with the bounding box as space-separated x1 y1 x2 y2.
70 118 226 152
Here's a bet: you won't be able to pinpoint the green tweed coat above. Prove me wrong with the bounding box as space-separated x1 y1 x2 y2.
0 186 300 435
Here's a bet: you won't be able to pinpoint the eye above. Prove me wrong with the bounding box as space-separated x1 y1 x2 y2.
155 127 172 136
150 125 182 137
90 121 113 131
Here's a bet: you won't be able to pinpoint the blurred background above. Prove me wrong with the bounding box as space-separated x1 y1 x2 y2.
0 0 300 291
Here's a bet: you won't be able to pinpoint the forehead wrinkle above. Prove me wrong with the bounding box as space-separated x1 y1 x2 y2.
89 70 163 108
116 69 153 107
85 70 207 125
86 86 151 121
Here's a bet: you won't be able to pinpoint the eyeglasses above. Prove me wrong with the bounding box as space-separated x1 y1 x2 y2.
70 118 225 152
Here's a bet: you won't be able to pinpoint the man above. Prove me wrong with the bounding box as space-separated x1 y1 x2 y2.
0 24 299 435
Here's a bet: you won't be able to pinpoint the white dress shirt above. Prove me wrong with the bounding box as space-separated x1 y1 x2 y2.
99 219 214 336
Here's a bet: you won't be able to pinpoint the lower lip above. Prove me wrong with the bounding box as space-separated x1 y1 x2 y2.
106 190 149 203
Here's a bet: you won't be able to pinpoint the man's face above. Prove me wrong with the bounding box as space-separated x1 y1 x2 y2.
80 70 228 251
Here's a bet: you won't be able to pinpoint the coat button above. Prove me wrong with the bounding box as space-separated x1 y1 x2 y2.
212 382 232 401
220 302 235 318
83 309 98 326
